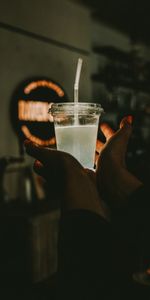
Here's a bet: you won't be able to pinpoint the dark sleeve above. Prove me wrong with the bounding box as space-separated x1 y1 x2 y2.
57 210 129 300
112 185 150 271
56 210 127 300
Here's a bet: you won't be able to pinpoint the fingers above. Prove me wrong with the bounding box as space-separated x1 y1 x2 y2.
100 116 133 150
118 115 133 143
113 117 132 152
96 140 104 154
119 115 133 129
48 137 56 146
24 139 82 171
24 140 51 163
100 116 132 142
25 140 63 178
100 123 115 141
33 160 45 177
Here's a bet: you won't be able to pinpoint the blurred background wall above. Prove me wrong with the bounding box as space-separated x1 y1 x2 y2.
0 0 92 157
0 0 150 198
0 0 150 287
0 0 150 155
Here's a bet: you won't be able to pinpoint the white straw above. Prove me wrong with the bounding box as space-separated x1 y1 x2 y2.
74 58 83 103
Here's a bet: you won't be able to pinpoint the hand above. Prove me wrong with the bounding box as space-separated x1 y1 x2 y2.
24 140 109 219
96 116 143 210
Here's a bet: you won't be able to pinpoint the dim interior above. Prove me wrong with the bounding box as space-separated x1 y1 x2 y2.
0 0 150 299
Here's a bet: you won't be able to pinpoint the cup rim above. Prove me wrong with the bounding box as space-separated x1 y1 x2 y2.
48 102 104 115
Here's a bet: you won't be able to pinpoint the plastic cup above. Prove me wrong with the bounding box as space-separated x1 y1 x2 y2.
48 102 103 169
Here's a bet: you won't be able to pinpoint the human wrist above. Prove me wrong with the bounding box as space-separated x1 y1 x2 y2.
112 166 143 209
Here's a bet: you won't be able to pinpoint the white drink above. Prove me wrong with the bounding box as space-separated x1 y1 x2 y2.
55 125 98 169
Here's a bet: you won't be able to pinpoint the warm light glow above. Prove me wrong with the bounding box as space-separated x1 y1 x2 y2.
24 80 64 97
18 100 53 122
145 106 150 113
21 125 56 146
146 268 150 275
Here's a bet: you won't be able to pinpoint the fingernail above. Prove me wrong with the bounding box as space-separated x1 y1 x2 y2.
126 115 133 124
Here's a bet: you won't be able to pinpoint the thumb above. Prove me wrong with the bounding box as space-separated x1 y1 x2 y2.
117 115 133 150
111 117 132 158
116 119 132 145
120 115 133 129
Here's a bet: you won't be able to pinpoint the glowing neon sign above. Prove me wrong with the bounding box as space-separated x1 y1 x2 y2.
10 78 68 150
18 100 50 122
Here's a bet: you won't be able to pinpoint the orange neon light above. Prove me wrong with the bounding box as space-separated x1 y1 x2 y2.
24 80 64 97
18 100 53 122
21 125 56 146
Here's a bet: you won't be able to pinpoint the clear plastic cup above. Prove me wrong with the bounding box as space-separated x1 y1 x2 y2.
48 102 103 169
